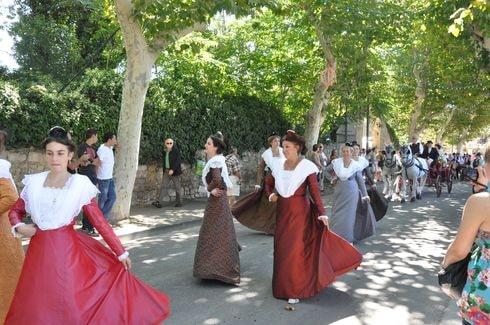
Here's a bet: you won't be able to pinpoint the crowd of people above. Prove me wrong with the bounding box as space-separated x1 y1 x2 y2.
1 125 488 323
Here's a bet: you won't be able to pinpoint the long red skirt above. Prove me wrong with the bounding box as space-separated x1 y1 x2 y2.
273 194 362 299
6 225 170 324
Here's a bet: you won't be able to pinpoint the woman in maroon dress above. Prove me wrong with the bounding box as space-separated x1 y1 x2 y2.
266 130 362 304
6 127 170 324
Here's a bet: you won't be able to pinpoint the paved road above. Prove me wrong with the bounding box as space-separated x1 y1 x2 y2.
122 181 471 325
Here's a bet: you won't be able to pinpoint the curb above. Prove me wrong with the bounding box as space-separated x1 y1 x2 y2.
116 217 203 241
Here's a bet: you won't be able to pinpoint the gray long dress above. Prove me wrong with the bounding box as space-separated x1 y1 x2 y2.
326 165 375 243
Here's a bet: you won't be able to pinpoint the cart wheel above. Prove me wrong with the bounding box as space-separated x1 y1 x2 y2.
436 175 442 197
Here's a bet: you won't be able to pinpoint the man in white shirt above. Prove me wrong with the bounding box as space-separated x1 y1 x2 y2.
97 132 118 220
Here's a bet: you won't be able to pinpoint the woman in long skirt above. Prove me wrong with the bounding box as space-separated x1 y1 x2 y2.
0 152 24 323
266 131 362 303
326 143 374 244
193 132 240 285
232 133 284 235
6 127 170 324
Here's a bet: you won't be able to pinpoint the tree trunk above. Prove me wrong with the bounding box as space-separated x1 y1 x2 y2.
112 0 158 221
304 81 329 149
303 5 336 149
408 55 426 139
111 0 206 221
435 106 456 144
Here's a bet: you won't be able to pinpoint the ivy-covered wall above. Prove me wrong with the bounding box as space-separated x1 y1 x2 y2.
0 68 291 164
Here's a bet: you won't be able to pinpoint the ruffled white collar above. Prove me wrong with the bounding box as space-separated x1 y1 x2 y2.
20 172 98 230
202 154 233 191
0 158 17 191
261 147 285 167
332 158 362 181
353 156 369 169
271 158 318 198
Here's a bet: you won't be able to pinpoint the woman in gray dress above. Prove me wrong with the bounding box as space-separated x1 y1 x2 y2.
326 143 372 243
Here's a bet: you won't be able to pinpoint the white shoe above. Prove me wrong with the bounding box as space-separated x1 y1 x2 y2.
287 298 300 304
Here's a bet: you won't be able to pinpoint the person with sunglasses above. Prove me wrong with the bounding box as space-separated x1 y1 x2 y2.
152 138 183 208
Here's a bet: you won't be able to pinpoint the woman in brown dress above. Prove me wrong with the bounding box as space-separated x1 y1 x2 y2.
0 130 24 323
193 132 240 285
232 134 284 235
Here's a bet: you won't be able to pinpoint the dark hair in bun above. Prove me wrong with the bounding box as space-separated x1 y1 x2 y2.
282 130 307 155
210 131 227 154
42 126 75 152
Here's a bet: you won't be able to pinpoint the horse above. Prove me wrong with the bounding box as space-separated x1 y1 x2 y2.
381 144 404 202
399 144 428 202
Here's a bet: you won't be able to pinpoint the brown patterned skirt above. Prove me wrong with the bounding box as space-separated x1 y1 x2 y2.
193 194 240 285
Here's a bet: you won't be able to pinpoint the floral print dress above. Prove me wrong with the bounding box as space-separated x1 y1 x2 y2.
459 229 490 324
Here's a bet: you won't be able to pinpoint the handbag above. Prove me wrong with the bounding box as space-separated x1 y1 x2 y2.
438 253 471 299
367 186 388 221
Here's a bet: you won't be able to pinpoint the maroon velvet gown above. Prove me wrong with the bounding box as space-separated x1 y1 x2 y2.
266 173 362 299
6 199 170 325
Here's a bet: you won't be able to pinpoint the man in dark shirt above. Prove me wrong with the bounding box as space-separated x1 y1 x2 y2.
152 138 183 208
409 136 423 157
420 140 439 167
78 128 100 236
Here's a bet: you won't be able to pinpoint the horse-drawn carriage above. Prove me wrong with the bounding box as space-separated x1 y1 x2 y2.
425 160 455 197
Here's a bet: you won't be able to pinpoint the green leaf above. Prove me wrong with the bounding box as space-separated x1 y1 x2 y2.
478 282 488 291
448 24 461 37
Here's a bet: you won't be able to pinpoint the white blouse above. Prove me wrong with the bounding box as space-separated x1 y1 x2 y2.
331 158 362 181
19 172 99 230
262 147 285 169
271 159 319 198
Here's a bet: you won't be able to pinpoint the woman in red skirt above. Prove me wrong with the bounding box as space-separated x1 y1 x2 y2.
6 127 170 324
266 130 362 304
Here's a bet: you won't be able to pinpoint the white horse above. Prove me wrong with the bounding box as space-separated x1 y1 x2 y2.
381 144 404 202
400 144 428 202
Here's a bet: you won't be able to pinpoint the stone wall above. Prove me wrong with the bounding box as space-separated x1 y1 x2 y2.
6 148 263 206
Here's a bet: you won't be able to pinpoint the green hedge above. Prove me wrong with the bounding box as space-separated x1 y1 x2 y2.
0 68 290 163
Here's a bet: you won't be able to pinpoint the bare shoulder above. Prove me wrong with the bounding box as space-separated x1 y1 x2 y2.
470 191 490 202
468 192 490 211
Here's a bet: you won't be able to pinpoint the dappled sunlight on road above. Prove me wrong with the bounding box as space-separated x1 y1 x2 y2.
322 182 469 324
117 182 472 324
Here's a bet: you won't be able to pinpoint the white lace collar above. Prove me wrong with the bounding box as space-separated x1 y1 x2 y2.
20 172 98 230
271 158 318 198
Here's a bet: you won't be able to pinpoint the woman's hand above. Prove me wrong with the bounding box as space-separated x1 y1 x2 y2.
16 224 36 238
362 195 371 203
269 193 278 203
254 185 261 192
121 257 132 270
318 215 329 227
211 188 224 197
